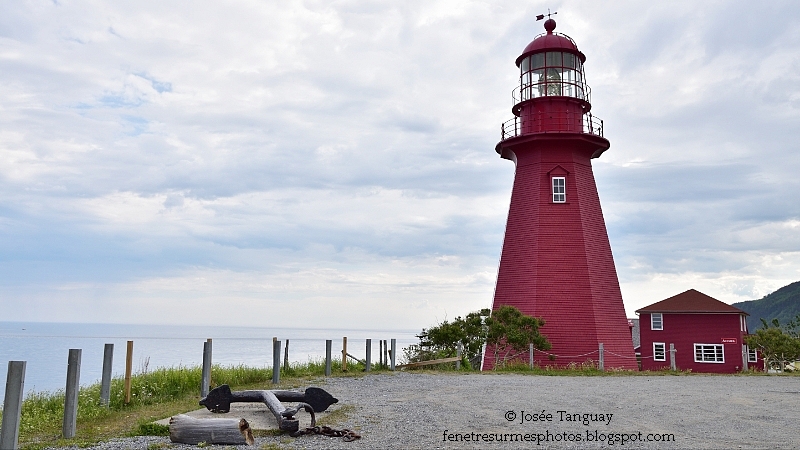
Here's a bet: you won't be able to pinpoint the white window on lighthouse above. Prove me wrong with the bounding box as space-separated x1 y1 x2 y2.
552 177 566 203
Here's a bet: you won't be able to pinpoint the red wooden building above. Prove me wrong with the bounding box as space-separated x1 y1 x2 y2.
637 289 759 373
482 17 636 370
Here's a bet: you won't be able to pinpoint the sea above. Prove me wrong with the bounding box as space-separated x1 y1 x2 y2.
0 322 419 403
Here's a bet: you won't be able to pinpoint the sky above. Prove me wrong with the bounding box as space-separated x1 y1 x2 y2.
1 0 799 330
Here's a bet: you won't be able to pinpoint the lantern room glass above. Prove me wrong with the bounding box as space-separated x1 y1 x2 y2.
519 51 587 102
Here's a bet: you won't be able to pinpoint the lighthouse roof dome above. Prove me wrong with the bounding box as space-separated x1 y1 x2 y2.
515 20 586 66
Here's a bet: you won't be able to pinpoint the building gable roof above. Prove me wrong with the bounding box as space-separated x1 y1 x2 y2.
636 289 748 315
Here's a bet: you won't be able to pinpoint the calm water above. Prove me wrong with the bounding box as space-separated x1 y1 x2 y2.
0 322 418 403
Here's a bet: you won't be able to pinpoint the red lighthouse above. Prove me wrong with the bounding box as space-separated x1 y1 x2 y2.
483 18 637 370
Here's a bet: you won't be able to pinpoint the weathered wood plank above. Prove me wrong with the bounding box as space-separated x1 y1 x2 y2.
346 352 365 364
396 356 461 369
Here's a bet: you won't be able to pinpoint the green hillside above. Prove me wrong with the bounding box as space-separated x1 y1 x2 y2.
733 281 800 332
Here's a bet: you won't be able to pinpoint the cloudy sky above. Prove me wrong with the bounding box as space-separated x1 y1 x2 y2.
1 0 798 330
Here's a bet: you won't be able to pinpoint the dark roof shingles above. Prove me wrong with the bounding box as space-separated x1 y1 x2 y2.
636 289 747 315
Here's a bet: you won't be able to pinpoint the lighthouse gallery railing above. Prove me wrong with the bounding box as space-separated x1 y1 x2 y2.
500 111 604 141
512 82 592 106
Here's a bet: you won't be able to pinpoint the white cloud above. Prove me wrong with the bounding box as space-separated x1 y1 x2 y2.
1 0 799 328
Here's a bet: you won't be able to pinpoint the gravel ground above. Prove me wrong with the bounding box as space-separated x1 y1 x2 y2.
46 372 800 449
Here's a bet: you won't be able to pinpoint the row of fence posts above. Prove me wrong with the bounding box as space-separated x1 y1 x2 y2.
200 337 398 395
1 341 133 449
1 336 397 449
264 337 397 386
525 342 677 371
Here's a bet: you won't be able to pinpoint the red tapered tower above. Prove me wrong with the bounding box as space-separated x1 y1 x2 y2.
483 19 636 370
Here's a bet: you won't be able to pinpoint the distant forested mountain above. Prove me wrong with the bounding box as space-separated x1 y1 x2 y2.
733 281 800 332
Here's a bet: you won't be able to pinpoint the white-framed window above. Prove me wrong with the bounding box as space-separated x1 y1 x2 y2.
740 315 747 332
747 346 757 363
651 313 663 331
552 177 566 203
694 344 724 363
653 342 666 361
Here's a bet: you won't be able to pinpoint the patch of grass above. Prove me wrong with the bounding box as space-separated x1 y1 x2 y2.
484 362 797 376
317 404 355 427
136 422 170 436
252 429 283 437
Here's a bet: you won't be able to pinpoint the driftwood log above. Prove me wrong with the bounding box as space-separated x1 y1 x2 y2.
169 414 254 445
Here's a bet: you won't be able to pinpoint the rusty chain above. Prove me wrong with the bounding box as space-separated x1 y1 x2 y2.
285 402 360 442
291 425 362 442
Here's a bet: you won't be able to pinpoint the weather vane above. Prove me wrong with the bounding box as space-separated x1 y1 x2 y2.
536 9 557 21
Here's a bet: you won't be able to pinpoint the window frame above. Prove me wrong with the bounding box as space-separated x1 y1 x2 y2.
650 313 663 331
694 344 725 363
519 51 587 101
747 346 757 363
653 342 666 362
552 176 566 203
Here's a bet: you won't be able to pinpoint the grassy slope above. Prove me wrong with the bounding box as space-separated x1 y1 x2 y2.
733 280 800 332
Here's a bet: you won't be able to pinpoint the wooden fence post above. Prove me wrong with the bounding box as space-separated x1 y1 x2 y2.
100 343 113 407
598 343 604 372
390 339 396 371
456 342 462 370
529 343 535 369
342 337 348 371
124 340 133 404
365 339 372 372
325 340 332 376
272 340 281 384
741 345 748 372
283 339 290 372
0 361 26 450
670 343 676 371
201 339 212 397
63 349 82 438
383 340 388 368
